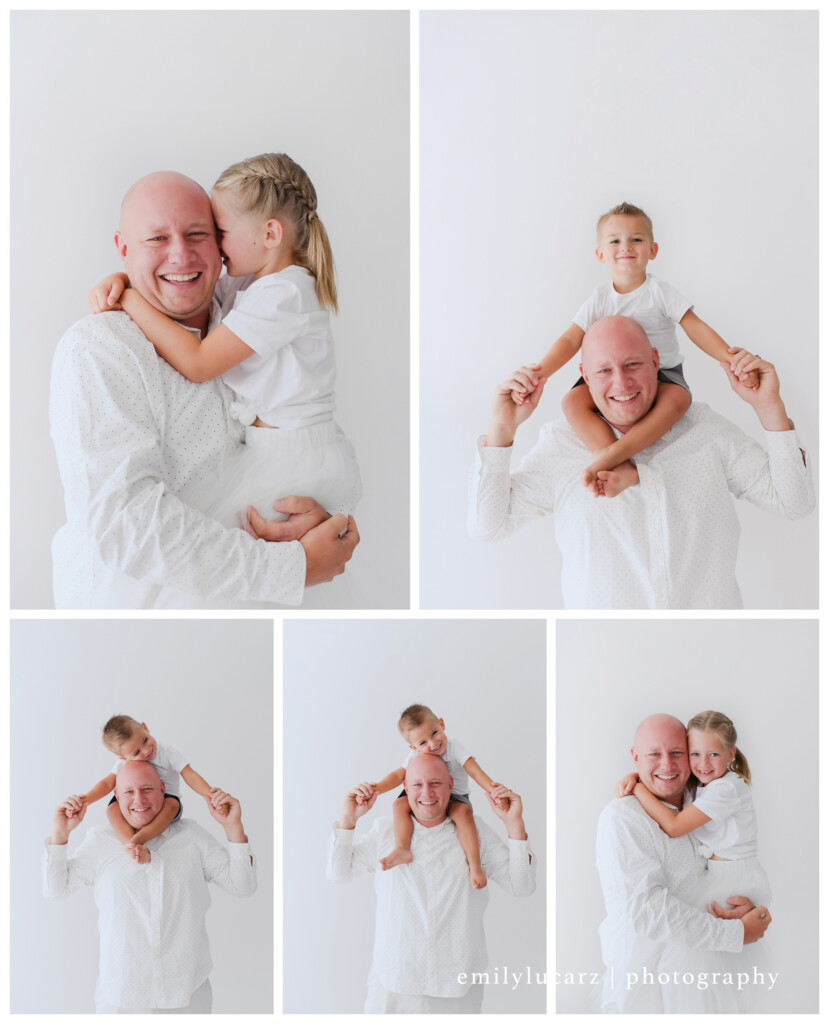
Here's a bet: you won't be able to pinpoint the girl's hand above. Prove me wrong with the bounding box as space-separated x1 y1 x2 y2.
88 273 129 314
614 772 639 798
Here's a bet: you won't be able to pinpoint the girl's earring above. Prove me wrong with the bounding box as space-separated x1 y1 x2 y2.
726 760 734 771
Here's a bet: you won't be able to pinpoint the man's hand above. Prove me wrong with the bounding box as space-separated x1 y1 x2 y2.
740 905 771 944
709 894 755 920
208 787 230 817
487 786 527 839
206 792 247 843
246 496 331 543
337 786 378 830
300 514 360 587
352 781 379 806
486 366 547 448
50 797 88 845
721 354 791 430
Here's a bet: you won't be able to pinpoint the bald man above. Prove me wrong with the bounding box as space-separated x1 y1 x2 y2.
595 714 771 1013
469 316 813 608
44 760 256 1012
327 753 535 1013
50 171 358 609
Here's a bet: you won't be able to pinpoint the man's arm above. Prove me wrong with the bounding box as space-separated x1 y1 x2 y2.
477 789 535 897
326 788 383 883
43 800 97 900
596 802 762 951
197 794 257 894
50 322 312 605
714 360 814 519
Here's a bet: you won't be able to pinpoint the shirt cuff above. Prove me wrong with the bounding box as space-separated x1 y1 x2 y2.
764 425 804 451
227 840 253 859
265 539 307 605
475 435 514 466
44 842 69 856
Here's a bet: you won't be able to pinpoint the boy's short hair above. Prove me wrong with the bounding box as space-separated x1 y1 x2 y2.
398 703 439 737
596 202 654 241
102 714 141 754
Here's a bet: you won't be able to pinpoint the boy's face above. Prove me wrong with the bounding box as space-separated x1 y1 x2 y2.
405 716 448 756
116 723 158 763
595 215 658 284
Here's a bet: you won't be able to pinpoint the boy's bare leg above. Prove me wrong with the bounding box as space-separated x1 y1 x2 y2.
448 801 487 889
106 800 137 845
379 795 415 870
562 384 635 496
583 383 691 497
124 796 180 852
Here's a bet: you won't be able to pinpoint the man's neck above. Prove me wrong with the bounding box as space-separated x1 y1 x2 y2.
413 814 448 829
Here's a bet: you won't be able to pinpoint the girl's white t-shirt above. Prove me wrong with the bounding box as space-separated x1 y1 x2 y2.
690 772 759 859
573 273 692 370
215 265 336 429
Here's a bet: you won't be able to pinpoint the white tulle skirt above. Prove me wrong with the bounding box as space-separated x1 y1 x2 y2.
192 419 362 527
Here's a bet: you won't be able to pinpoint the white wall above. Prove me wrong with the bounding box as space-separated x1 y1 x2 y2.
283 618 547 1013
556 618 818 1013
420 10 817 609
10 619 274 1013
11 10 409 609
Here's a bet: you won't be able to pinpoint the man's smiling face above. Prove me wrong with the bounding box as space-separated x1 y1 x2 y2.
404 753 452 827
580 316 660 433
631 714 690 808
115 171 221 330
114 760 166 829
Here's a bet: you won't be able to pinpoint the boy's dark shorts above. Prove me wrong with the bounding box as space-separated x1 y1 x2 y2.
570 363 692 399
108 792 182 822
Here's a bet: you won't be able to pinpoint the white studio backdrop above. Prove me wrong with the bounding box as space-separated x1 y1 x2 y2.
420 10 818 609
10 619 274 1013
283 618 547 1013
11 10 409 609
556 618 818 1014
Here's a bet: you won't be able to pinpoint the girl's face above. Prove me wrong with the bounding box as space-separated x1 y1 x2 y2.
211 191 271 278
687 729 735 785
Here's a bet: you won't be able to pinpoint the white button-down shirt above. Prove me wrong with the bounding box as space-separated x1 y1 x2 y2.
469 403 814 608
50 306 306 608
596 797 743 1013
43 820 256 1010
327 815 535 998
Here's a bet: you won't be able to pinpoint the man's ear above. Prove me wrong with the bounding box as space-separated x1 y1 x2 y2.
579 363 586 383
114 231 127 263
630 746 638 764
651 347 660 373
263 218 285 250
160 781 165 795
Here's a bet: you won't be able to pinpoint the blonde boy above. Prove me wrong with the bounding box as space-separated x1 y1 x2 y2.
511 202 761 497
353 704 504 889
61 715 226 864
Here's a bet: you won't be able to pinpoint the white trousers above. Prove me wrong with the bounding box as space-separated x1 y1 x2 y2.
95 978 212 1014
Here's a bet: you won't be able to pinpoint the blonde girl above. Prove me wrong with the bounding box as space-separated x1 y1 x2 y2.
89 152 361 535
616 710 771 910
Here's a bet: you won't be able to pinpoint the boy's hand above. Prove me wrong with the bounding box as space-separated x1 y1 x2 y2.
353 782 379 805
61 793 87 819
727 347 761 388
208 787 230 816
87 273 129 314
614 772 639 798
124 841 151 865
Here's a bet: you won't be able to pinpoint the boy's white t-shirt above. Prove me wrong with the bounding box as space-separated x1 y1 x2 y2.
214 266 336 430
573 273 693 369
690 772 759 859
401 736 472 796
111 741 189 797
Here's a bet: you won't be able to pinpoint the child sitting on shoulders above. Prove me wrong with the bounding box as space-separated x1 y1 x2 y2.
352 703 506 889
61 714 226 864
509 202 761 497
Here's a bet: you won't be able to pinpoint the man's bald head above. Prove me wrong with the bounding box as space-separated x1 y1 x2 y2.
114 171 221 332
404 753 453 827
579 316 660 433
114 759 167 830
630 713 690 808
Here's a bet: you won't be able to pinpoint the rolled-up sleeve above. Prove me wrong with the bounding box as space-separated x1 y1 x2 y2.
478 821 536 897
